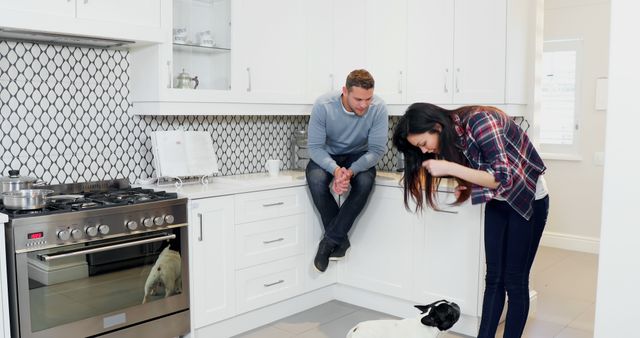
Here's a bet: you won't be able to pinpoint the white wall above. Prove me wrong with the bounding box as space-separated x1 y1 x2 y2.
539 0 610 253
594 1 640 335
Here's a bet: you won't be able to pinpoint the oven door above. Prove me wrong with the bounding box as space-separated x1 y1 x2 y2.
13 225 189 338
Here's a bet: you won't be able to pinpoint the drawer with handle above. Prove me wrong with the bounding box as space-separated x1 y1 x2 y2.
236 255 305 312
235 213 305 269
234 187 306 224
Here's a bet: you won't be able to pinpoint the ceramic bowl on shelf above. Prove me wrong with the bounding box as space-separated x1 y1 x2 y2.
173 27 188 44
196 30 215 47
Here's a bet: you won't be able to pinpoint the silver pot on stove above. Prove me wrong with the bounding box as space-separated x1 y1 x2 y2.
0 169 46 193
2 189 54 210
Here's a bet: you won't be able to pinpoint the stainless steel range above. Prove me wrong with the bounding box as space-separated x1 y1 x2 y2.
2 179 190 338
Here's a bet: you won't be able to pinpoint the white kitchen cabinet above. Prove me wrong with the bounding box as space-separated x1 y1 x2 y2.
338 185 419 300
303 188 337 291
453 0 506 104
77 0 161 29
305 0 405 104
405 0 455 104
234 214 305 269
234 0 307 103
363 0 407 104
129 0 238 115
413 194 484 317
236 255 306 313
406 0 506 105
505 0 536 105
0 0 164 43
189 196 236 329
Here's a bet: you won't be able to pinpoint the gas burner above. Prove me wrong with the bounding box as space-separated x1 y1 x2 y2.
1 179 179 219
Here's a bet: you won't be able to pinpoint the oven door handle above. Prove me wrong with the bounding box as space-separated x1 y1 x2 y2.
38 234 177 262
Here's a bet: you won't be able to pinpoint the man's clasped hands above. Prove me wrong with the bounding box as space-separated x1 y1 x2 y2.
332 167 353 195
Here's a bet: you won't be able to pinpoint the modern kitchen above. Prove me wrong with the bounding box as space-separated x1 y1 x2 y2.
0 0 637 338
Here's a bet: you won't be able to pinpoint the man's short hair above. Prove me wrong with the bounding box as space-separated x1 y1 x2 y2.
346 69 375 90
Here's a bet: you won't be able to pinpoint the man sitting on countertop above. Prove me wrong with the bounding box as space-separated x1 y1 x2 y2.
306 69 389 272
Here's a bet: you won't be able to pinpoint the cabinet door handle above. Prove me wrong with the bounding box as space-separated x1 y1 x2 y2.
167 60 173 89
262 201 284 207
397 71 403 94
434 209 459 214
455 68 461 93
329 73 334 91
197 213 203 241
263 237 285 244
246 67 252 92
444 68 449 93
263 279 285 287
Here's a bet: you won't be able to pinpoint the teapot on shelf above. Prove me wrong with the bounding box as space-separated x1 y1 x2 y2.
175 69 199 89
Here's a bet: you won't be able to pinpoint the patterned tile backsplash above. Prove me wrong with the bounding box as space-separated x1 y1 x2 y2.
0 40 401 184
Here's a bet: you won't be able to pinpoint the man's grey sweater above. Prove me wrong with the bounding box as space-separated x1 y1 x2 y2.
307 91 389 175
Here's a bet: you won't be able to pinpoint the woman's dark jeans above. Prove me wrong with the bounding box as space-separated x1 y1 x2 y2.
477 196 549 338
305 153 376 246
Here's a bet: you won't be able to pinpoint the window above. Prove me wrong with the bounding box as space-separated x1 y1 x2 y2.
538 39 582 158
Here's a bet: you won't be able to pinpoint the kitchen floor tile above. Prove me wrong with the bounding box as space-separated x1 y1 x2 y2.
533 293 592 326
555 326 594 338
568 303 596 331
531 245 573 276
495 317 565 338
273 300 357 334
230 246 598 338
294 308 398 338
232 325 294 338
532 251 599 303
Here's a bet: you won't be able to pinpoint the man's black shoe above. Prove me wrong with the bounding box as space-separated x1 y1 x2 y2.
313 239 336 272
329 239 350 261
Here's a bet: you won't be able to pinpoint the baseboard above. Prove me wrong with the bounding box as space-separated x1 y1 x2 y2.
191 286 334 338
540 231 600 254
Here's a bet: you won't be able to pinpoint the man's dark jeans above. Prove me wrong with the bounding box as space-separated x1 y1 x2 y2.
305 153 376 247
477 195 550 338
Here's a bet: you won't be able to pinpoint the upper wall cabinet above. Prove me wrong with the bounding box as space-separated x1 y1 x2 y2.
127 0 532 115
130 0 313 115
306 0 515 109
234 0 307 104
406 0 506 105
305 0 406 104
0 0 165 43
130 0 238 115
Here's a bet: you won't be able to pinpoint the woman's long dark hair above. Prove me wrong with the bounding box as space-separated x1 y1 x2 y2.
392 102 477 212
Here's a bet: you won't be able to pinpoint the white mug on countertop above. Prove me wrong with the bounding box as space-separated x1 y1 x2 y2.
266 159 281 177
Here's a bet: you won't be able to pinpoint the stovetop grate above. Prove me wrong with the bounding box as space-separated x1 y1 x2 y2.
0 181 178 218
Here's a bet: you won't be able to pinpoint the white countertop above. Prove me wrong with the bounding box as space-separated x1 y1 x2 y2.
138 170 459 200
137 170 410 199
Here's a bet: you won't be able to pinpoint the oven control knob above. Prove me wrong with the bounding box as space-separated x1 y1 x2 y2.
126 220 138 231
143 218 154 228
98 224 110 235
71 228 83 240
86 226 98 237
164 215 175 224
57 229 71 241
154 216 165 226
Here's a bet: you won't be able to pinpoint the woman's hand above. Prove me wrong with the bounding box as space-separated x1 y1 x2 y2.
422 159 452 177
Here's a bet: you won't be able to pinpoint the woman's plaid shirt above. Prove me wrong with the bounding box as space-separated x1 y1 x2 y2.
452 109 546 220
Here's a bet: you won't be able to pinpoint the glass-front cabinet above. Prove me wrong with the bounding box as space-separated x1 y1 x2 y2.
129 0 236 115
172 0 231 91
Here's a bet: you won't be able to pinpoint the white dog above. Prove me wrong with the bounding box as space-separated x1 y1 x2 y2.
142 246 182 304
346 300 460 338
